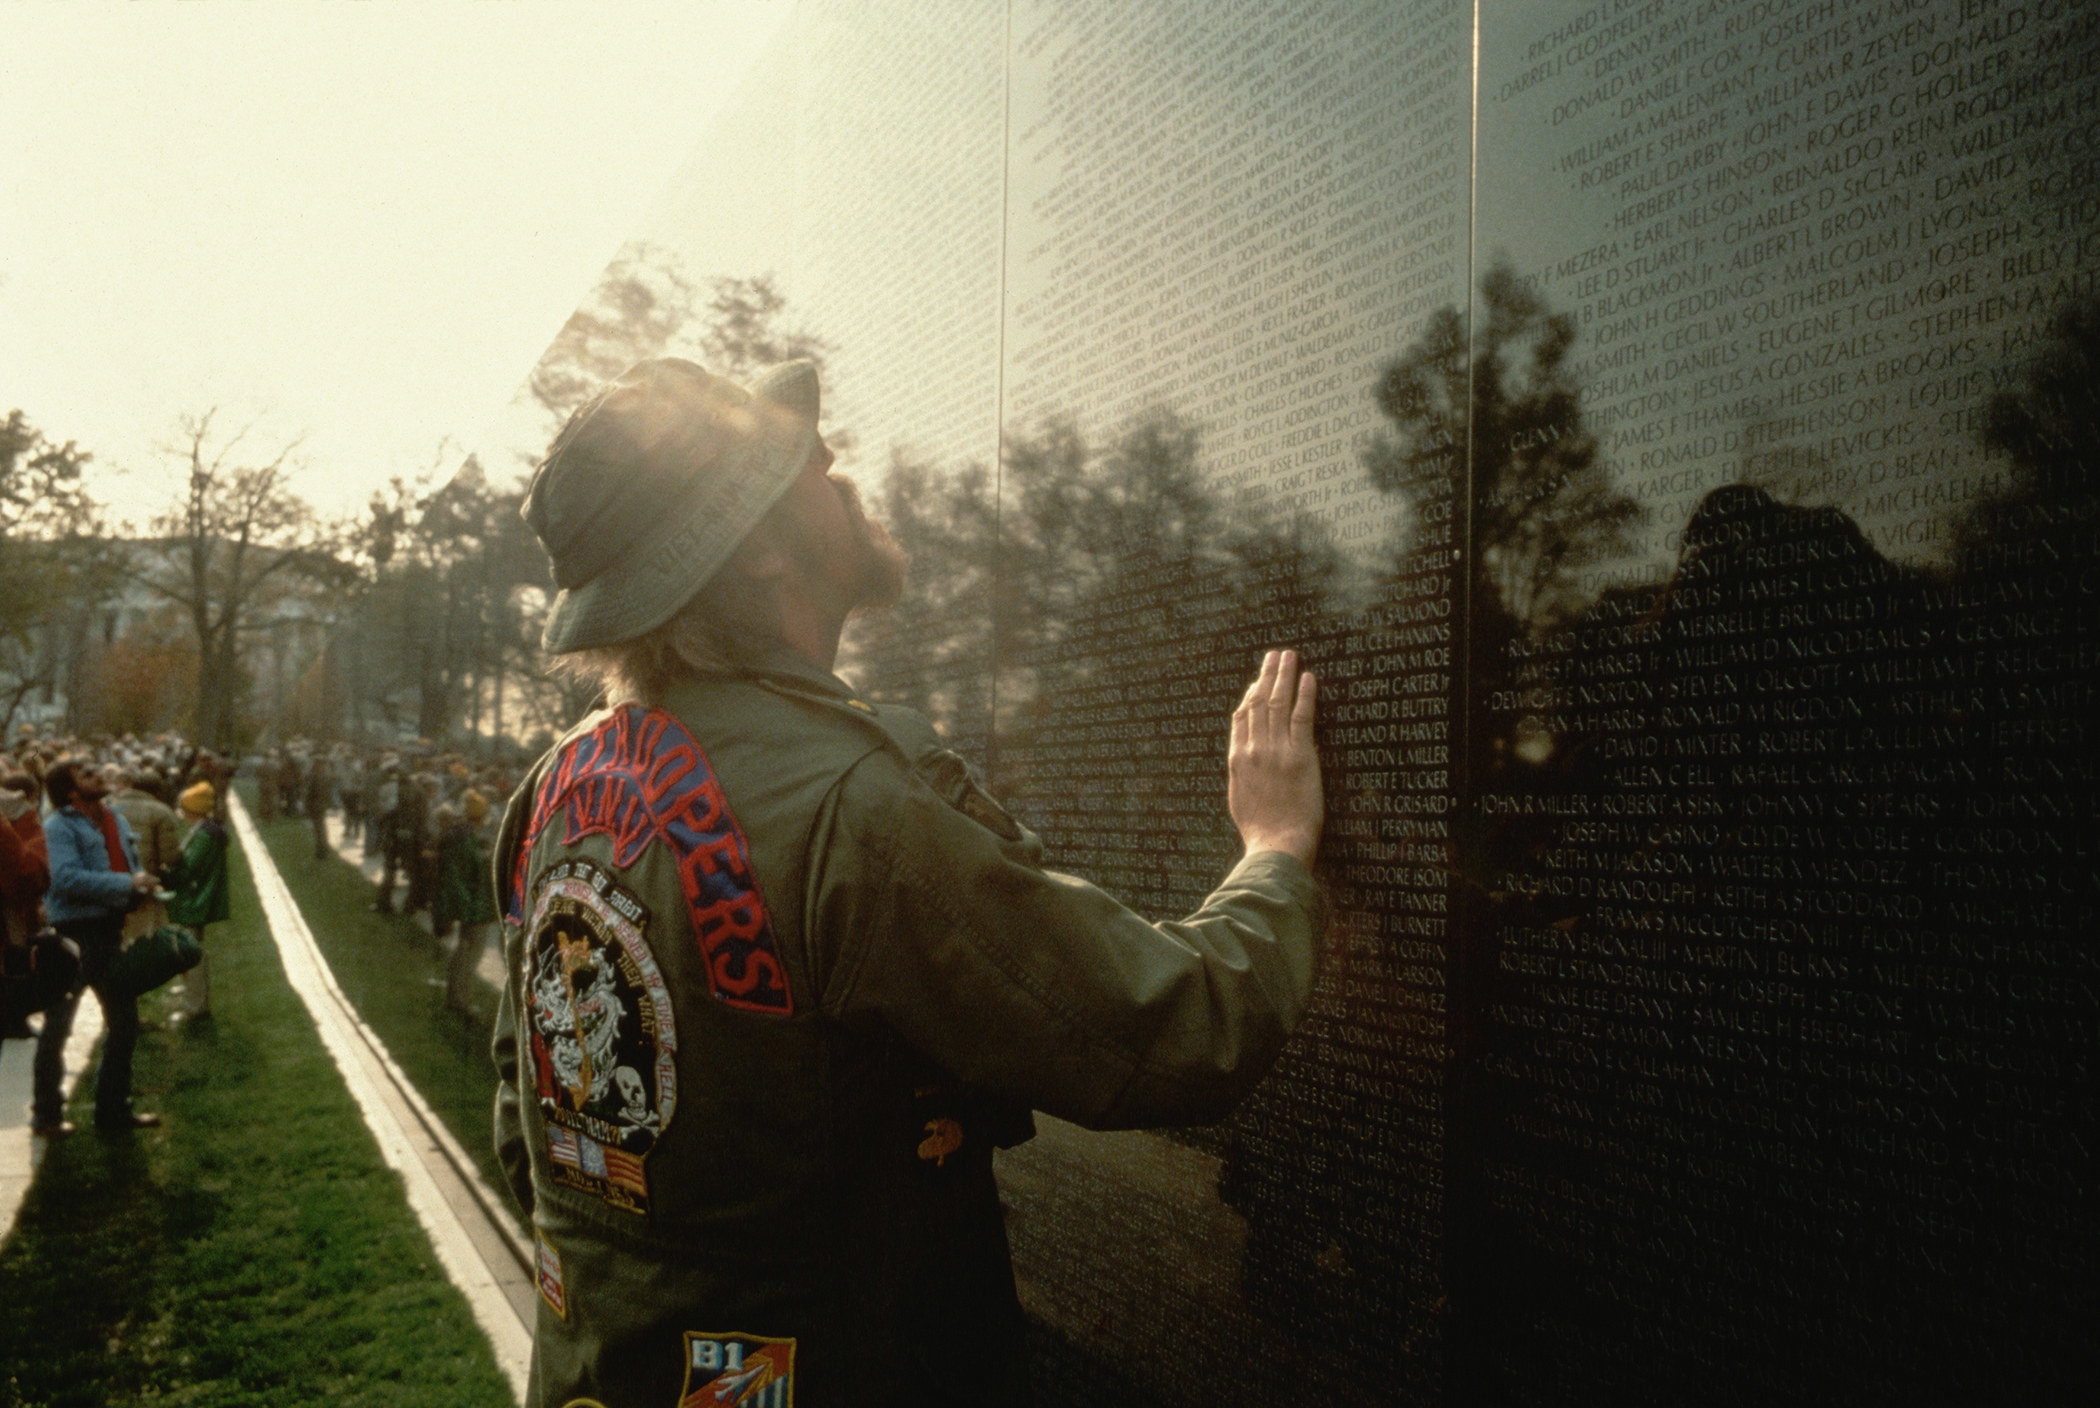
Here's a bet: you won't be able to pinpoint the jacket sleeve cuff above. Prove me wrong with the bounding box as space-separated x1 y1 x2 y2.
1218 848 1329 933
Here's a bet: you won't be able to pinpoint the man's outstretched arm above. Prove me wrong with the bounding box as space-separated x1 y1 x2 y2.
820 649 1328 1130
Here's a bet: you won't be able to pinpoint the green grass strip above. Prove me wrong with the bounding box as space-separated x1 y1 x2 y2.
248 814 519 1224
0 823 514 1407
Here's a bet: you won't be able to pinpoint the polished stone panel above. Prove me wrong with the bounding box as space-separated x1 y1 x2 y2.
1467 2 2097 1398
522 0 2099 1399
992 3 1471 1396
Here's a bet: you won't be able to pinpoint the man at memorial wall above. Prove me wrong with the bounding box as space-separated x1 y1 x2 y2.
494 356 1328 1406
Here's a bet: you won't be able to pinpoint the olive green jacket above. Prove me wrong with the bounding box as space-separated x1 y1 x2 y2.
493 646 1322 1407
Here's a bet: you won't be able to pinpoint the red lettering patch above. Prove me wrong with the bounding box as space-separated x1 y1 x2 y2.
518 706 793 1015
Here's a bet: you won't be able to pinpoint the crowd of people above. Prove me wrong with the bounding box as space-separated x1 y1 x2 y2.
0 726 233 1136
251 739 514 1012
1 725 519 1139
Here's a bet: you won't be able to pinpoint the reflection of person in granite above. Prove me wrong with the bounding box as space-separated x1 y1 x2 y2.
493 356 1329 1407
1468 442 2100 1396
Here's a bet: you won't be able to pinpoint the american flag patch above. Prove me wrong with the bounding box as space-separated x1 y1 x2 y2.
602 1145 647 1195
547 1126 580 1168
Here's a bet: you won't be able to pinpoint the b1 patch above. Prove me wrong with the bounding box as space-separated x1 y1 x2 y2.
525 858 678 1215
534 1228 568 1319
514 705 794 1014
678 1332 795 1407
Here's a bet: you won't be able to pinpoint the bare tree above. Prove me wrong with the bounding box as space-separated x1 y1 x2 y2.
136 411 347 749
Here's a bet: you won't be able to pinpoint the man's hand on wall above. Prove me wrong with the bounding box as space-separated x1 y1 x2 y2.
1228 649 1324 866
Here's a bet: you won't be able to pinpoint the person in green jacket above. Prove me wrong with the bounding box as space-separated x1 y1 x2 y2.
438 788 499 1013
165 781 230 1019
496 357 1326 1406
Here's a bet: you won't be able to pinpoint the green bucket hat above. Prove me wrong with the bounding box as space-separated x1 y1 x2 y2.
523 358 820 654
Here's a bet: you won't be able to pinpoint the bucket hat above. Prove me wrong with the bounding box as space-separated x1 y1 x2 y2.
523 358 821 654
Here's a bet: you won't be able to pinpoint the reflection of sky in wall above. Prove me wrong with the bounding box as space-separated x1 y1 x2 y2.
1001 0 1473 566
497 0 2095 579
486 0 1007 484
1477 0 2100 570
499 0 1474 574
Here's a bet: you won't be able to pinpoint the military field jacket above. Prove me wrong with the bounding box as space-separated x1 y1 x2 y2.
492 647 1322 1407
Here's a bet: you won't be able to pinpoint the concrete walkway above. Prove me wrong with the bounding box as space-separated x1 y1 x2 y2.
0 988 105 1239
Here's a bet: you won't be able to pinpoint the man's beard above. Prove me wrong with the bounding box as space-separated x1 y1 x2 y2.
828 473 909 613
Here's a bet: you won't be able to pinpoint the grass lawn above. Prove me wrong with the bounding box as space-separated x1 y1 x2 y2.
0 824 514 1407
248 811 519 1224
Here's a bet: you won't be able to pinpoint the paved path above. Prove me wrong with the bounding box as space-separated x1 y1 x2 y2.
230 794 533 1401
0 988 105 1241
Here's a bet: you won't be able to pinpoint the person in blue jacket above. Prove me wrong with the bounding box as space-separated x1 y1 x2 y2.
42 756 163 1133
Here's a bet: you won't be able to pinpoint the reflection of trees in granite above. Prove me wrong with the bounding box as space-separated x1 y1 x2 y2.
1199 267 1654 1392
846 449 1003 759
526 252 831 428
862 407 1353 917
993 412 1350 887
860 405 1390 1404
1464 299 2100 1402
844 292 2097 1400
1368 260 1642 637
851 291 2097 1405
1362 259 1643 802
1968 296 2100 574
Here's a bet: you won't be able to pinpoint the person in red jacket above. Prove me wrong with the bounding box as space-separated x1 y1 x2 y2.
1 762 76 1133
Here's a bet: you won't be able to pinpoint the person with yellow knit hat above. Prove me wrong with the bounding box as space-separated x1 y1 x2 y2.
163 781 230 1019
178 782 214 818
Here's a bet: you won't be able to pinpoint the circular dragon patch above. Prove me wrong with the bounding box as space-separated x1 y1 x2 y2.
524 858 678 1215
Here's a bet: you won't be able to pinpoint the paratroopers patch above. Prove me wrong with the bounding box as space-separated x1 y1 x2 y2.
678 1332 795 1407
516 705 794 1015
525 858 677 1215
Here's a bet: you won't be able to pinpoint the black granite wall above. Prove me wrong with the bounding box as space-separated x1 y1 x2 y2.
557 0 2098 1399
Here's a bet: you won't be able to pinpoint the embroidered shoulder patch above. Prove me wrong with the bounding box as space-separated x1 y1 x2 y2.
526 860 678 1215
517 706 793 1015
679 1333 795 1408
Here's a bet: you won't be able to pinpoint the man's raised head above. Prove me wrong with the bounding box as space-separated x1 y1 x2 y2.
45 756 101 810
522 358 822 657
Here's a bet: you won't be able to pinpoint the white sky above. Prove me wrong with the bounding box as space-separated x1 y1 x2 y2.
0 1 788 527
